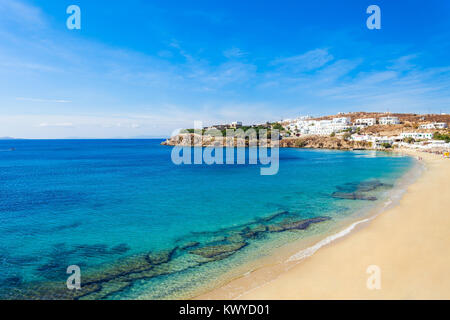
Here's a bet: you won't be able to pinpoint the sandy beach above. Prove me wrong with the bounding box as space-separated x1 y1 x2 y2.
198 150 450 300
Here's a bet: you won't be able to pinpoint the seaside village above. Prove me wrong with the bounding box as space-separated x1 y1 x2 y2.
202 112 450 156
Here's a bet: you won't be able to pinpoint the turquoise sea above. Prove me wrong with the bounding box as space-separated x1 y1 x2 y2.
0 139 414 299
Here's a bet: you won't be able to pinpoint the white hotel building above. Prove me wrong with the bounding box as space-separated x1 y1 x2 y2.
379 116 401 125
419 122 448 129
400 132 434 140
355 118 376 126
286 117 352 136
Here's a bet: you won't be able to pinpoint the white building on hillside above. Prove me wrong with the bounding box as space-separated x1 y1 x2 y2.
419 123 436 129
419 122 448 129
355 118 376 126
333 117 351 125
307 120 333 135
374 136 395 147
434 122 448 129
379 116 400 125
284 117 352 136
351 134 372 142
418 122 447 130
400 132 433 140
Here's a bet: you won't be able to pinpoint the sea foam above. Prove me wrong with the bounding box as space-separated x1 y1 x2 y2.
287 217 372 262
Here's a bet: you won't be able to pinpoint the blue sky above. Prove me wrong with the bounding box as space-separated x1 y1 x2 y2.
0 0 449 138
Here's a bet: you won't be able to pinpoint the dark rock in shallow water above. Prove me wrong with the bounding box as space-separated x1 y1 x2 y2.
180 241 200 250
184 211 289 241
110 243 130 255
226 233 246 243
9 247 181 300
79 280 132 300
252 225 268 233
146 247 177 265
75 244 109 257
332 179 392 201
75 243 132 258
332 192 377 201
2 279 102 300
189 242 247 258
267 224 285 232
5 254 40 265
76 254 179 299
336 182 359 193
281 217 331 231
48 243 78 260
259 211 289 222
1 276 22 286
240 225 267 239
204 252 235 262
82 254 151 285
119 263 172 282
50 222 82 233
35 261 68 281
336 180 393 193
357 180 392 192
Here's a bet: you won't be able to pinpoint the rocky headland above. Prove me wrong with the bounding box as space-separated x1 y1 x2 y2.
161 133 373 151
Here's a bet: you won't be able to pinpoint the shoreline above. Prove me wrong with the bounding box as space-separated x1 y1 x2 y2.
196 149 450 299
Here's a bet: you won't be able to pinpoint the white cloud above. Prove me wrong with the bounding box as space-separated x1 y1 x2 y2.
38 122 74 127
389 54 419 71
272 49 334 72
0 0 46 28
224 47 247 59
17 97 71 103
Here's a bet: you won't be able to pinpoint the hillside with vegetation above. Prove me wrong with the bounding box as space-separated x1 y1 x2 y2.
162 112 450 151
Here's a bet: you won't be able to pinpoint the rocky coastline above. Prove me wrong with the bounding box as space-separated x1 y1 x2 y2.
161 133 374 151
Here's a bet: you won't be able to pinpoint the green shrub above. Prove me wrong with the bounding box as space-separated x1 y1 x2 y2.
433 132 450 143
272 123 284 131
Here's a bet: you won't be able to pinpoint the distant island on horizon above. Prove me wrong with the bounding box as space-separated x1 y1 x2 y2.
0 137 21 140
